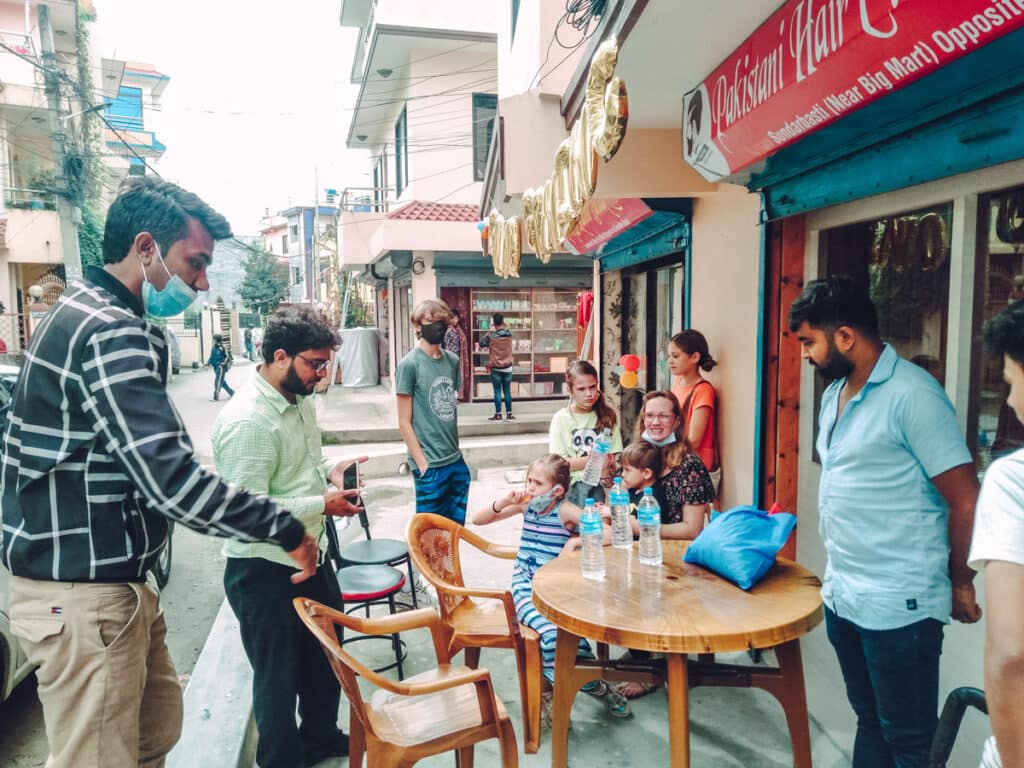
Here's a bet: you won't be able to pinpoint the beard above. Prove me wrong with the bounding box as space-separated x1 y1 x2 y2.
813 344 855 380
282 362 316 396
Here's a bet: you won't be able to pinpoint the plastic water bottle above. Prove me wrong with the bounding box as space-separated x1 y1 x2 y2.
580 428 612 486
580 498 606 580
609 478 632 549
637 487 662 566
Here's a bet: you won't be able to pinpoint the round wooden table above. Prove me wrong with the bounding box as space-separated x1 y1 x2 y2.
532 540 823 768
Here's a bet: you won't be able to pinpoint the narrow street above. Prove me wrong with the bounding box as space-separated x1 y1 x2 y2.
0 366 234 767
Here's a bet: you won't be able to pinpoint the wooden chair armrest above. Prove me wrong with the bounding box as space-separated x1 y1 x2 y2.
387 664 493 696
455 525 519 560
336 606 443 636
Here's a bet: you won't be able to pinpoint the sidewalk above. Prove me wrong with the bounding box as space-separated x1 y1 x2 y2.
168 363 853 767
317 467 850 768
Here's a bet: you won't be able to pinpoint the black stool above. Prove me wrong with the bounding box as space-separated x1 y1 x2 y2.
339 506 418 609
336 564 408 680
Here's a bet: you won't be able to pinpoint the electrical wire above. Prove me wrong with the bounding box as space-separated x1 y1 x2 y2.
526 0 604 92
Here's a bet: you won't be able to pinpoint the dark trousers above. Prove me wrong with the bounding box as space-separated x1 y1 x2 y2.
825 606 944 768
490 368 513 414
224 557 344 768
213 365 234 399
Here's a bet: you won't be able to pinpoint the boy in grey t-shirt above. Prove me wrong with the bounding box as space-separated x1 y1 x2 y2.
395 299 471 524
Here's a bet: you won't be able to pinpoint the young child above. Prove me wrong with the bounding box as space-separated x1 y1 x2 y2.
667 330 719 479
548 360 623 505
620 440 707 541
473 453 631 722
396 299 471 524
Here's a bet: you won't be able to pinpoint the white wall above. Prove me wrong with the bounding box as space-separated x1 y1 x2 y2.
371 0 497 37
689 185 762 511
401 49 492 205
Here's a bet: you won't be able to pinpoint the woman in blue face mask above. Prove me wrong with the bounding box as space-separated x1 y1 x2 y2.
471 453 632 724
633 390 714 539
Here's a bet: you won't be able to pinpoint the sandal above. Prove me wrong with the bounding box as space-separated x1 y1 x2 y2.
616 680 659 699
583 679 632 719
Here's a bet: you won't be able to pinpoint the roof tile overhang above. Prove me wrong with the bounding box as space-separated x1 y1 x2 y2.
387 200 479 223
340 203 482 267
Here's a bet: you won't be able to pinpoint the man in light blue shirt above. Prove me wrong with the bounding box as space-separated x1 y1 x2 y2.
789 276 981 768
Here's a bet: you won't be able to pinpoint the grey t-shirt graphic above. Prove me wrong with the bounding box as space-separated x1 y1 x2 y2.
396 346 462 468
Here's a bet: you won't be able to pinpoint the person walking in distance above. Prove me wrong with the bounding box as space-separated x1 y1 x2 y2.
244 325 254 360
214 306 363 768
208 332 234 400
0 176 320 768
480 312 515 421
396 298 471 524
789 276 981 768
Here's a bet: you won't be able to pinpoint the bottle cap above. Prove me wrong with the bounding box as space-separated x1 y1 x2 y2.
584 497 595 507
612 477 622 486
643 487 653 496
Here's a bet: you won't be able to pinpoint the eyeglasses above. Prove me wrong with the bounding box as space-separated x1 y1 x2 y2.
644 413 676 422
295 353 330 373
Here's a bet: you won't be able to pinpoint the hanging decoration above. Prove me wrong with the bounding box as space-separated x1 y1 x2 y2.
486 37 629 277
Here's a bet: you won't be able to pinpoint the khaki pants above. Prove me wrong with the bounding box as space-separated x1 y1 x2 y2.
9 575 183 768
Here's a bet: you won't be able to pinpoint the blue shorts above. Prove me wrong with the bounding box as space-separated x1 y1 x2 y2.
412 457 471 525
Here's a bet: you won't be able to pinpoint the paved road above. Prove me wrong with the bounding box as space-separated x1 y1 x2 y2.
0 366 232 767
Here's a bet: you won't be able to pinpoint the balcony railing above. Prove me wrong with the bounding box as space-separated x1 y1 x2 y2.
339 186 395 214
0 29 39 90
2 186 57 210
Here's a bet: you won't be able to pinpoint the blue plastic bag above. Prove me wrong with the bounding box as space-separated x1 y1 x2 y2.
683 506 797 590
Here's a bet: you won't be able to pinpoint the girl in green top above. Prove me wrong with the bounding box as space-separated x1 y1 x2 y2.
548 360 622 503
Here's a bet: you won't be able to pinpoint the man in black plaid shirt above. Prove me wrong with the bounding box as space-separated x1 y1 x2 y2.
0 177 322 768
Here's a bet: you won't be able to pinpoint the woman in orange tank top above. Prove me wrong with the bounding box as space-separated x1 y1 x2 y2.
668 330 717 472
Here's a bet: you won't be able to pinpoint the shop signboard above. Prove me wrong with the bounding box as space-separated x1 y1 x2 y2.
565 198 653 255
682 0 1024 182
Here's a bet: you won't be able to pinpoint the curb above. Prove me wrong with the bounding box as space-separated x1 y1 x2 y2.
166 600 255 768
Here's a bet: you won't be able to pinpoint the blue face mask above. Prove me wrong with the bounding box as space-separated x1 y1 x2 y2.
641 429 677 448
141 243 198 318
528 484 563 515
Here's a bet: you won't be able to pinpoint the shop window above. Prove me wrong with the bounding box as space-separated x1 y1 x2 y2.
816 202 953 458
820 203 952 379
654 264 685 391
619 256 686 438
472 94 498 182
394 107 408 197
970 185 1024 470
281 235 288 254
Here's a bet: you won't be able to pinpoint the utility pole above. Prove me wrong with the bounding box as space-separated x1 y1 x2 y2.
312 166 319 304
38 4 82 282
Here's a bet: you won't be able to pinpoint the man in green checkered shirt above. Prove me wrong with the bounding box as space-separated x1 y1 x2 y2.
213 305 360 768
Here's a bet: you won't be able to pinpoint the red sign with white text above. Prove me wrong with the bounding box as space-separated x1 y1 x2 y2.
565 198 654 255
682 0 1024 181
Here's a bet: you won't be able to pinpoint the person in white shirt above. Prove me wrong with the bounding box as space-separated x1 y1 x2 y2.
969 300 1024 768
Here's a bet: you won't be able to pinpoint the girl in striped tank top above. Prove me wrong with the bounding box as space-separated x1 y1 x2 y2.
472 453 631 722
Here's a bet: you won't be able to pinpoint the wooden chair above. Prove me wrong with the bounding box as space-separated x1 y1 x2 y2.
406 513 543 754
293 598 519 768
